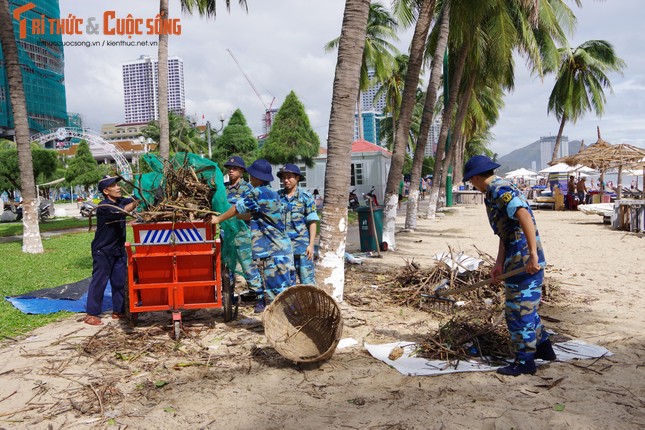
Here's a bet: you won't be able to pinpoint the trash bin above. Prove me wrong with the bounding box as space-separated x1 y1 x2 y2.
357 206 383 252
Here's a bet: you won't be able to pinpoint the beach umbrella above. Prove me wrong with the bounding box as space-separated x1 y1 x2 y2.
556 127 645 199
504 167 538 178
538 163 595 174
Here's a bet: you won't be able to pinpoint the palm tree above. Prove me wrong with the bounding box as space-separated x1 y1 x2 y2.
0 0 43 253
324 2 399 140
316 0 371 301
548 40 625 162
381 0 436 250
425 0 576 219
157 0 248 160
142 112 207 155
404 0 450 230
374 54 408 148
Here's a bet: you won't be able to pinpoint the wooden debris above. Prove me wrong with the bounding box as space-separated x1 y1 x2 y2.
137 158 216 222
385 247 561 363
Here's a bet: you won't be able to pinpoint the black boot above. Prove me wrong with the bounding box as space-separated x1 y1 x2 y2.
253 298 266 314
497 360 536 376
535 339 557 361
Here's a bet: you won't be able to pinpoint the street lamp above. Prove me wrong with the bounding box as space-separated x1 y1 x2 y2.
206 113 225 158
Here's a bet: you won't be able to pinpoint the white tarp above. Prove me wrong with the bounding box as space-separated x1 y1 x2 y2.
365 340 612 376
578 203 614 216
433 252 483 274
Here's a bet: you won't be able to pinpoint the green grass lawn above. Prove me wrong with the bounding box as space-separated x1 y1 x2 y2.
0 217 90 237
0 230 98 340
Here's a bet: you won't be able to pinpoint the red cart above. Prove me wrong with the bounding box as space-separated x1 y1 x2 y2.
125 220 235 339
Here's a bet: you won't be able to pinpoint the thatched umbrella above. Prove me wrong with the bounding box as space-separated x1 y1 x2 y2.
556 127 645 199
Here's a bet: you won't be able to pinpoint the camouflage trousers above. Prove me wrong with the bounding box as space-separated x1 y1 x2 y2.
234 235 264 295
258 254 296 301
505 270 548 363
293 254 315 285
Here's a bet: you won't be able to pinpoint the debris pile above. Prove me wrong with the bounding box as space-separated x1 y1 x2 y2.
387 249 504 312
132 159 216 223
387 248 559 313
385 248 560 363
416 312 514 363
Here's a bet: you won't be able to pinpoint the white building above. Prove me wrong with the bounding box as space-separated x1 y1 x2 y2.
268 139 391 206
122 55 185 123
425 118 442 157
539 135 569 170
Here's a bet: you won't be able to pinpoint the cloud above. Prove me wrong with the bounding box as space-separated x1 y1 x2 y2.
59 0 645 157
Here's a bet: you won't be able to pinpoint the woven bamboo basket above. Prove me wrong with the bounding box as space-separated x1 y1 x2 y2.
263 285 343 363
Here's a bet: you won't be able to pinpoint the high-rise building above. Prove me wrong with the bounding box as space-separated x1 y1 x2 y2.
425 118 442 157
361 68 386 112
0 0 68 138
540 135 569 170
122 55 185 123
354 111 386 145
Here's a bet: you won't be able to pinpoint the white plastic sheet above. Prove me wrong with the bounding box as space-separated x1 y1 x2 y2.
433 252 483 274
365 340 612 377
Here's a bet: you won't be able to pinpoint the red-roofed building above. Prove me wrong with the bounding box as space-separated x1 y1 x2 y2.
351 139 391 155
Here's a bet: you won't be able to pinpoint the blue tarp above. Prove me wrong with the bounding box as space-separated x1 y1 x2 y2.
5 277 113 315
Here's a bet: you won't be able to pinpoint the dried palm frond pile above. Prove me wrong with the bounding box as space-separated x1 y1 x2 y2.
134 159 217 223
387 248 505 312
387 248 559 313
385 247 560 363
415 311 514 363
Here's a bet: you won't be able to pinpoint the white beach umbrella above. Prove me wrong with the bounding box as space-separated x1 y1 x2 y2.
539 163 596 174
504 168 538 178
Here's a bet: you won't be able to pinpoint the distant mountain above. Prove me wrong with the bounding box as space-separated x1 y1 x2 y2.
497 139 582 173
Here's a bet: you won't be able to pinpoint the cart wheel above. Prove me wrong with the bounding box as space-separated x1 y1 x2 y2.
173 320 181 341
380 241 388 252
222 265 237 322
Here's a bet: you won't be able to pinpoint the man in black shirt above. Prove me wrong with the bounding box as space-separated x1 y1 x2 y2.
84 175 137 325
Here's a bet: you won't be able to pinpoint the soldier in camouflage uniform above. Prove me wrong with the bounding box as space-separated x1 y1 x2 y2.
211 159 295 313
463 155 556 376
223 156 264 299
277 164 319 285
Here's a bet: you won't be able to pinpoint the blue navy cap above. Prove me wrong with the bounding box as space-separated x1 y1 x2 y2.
223 156 246 170
277 163 303 180
462 155 500 181
98 175 120 192
247 159 274 182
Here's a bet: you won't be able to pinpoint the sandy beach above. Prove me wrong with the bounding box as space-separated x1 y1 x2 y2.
0 202 643 429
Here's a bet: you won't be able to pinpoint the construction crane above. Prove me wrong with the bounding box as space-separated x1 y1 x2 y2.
226 49 276 137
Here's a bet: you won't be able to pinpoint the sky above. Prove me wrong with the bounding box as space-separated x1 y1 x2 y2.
59 0 645 158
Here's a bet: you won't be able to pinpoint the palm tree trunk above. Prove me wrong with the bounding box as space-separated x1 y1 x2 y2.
382 0 435 250
157 0 170 160
316 0 370 301
426 43 469 219
357 93 364 140
550 114 567 162
0 0 43 253
444 74 476 184
390 95 396 149
454 133 466 184
404 1 450 230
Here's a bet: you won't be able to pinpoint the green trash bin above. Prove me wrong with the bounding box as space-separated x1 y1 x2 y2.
357 206 383 252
